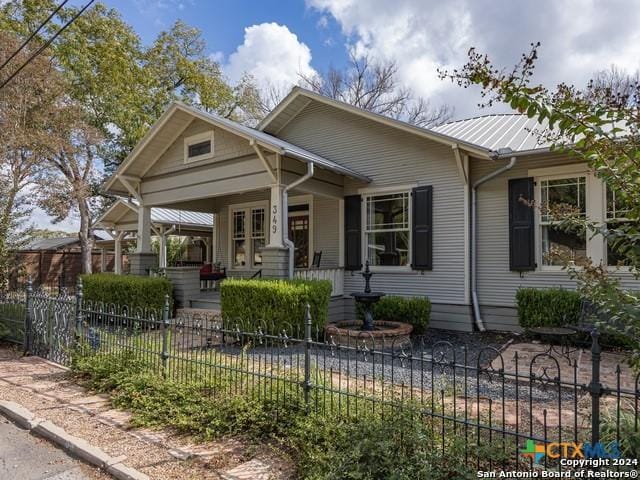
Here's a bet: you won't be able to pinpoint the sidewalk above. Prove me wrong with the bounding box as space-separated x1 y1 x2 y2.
0 346 293 480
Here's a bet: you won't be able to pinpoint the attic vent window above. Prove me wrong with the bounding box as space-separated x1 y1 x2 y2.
188 141 211 158
184 131 214 163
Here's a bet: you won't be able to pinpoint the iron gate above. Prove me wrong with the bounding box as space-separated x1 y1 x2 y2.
27 288 76 364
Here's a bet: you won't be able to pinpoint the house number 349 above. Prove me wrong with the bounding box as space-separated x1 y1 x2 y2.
271 205 278 234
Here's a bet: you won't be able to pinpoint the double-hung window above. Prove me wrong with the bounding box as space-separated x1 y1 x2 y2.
539 176 588 267
364 192 410 267
230 203 267 269
606 188 634 267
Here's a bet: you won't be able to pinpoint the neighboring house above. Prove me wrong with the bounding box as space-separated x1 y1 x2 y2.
13 234 108 288
103 87 640 331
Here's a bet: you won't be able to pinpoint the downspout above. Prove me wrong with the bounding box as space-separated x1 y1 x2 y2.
283 161 314 278
471 152 517 331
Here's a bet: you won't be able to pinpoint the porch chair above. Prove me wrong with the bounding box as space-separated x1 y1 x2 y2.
311 251 322 268
199 262 226 290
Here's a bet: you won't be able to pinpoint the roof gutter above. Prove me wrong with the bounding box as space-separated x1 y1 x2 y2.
283 162 315 278
471 151 517 332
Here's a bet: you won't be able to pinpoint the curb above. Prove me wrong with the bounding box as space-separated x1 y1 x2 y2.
0 400 149 480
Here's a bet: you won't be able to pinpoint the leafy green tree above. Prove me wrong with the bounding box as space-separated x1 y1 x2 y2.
441 44 640 366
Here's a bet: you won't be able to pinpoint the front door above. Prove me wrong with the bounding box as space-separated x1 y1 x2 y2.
288 213 309 268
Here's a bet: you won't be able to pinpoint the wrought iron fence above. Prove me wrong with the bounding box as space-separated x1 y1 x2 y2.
0 279 638 472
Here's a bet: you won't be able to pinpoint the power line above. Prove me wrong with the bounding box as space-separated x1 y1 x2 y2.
0 0 96 91
0 0 70 73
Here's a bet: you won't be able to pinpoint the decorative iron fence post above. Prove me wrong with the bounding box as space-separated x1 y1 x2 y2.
589 328 603 445
303 303 312 414
75 278 83 342
24 278 33 355
161 294 170 379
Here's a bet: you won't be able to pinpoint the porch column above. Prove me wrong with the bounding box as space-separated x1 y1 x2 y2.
100 248 107 272
114 232 124 274
130 205 157 275
158 226 167 269
136 205 152 253
203 238 211 263
268 183 285 248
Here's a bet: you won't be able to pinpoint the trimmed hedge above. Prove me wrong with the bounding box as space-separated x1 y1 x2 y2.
80 273 173 314
220 278 332 335
516 287 581 329
357 295 431 334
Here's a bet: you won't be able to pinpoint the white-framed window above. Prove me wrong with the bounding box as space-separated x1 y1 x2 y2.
363 191 411 268
606 188 634 268
229 201 268 269
538 175 588 268
184 131 214 164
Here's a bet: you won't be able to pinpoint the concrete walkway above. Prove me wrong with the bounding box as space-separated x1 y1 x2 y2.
0 418 105 480
0 347 293 480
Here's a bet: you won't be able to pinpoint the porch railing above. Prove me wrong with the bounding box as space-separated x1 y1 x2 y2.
294 267 344 296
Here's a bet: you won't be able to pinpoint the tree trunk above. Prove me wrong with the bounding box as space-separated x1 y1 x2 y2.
0 186 18 289
77 197 93 274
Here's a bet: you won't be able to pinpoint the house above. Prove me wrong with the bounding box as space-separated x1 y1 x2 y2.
13 234 107 289
103 87 639 331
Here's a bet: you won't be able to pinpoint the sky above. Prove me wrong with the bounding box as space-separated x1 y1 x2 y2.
31 0 640 232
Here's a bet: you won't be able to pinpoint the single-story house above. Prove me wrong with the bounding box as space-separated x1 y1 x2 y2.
102 87 639 331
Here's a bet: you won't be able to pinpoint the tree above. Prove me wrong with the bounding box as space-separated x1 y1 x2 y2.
440 43 640 366
0 1 263 274
0 31 67 288
299 51 453 128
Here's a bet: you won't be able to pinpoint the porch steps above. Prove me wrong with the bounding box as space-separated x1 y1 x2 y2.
188 297 221 310
175 307 220 321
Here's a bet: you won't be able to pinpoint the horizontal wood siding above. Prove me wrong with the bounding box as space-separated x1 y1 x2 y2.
150 119 255 177
313 196 339 267
278 102 468 310
470 153 640 330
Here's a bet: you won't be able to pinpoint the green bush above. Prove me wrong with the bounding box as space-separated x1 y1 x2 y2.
516 287 582 329
220 279 332 335
80 273 173 314
356 295 431 334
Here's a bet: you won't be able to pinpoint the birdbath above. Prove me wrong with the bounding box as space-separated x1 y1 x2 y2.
350 261 385 331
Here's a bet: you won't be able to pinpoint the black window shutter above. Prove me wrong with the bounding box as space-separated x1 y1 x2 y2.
344 195 362 271
412 186 433 270
508 177 536 271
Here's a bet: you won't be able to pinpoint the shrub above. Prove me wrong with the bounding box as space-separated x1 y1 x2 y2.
516 287 581 329
80 273 173 314
220 279 332 335
356 295 431 334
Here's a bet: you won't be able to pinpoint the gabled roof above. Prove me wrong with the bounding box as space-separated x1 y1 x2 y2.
432 114 551 154
258 87 496 158
104 101 370 194
94 199 214 231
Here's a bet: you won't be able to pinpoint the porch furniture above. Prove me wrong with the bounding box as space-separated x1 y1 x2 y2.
528 326 578 363
199 263 226 290
311 251 322 268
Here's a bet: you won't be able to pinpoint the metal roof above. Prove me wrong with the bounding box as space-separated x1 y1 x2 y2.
432 114 552 153
150 206 213 228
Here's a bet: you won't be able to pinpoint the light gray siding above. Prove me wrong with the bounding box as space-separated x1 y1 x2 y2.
470 154 640 330
277 101 472 330
313 196 340 267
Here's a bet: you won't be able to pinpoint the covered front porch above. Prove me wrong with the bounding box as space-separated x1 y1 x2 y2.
103 102 369 307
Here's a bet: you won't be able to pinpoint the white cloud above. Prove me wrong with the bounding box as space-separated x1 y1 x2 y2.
225 22 318 91
307 0 640 119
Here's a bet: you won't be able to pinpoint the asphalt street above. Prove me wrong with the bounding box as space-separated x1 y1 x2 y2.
0 418 93 480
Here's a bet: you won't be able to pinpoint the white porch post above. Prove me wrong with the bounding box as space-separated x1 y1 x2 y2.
136 205 152 253
100 248 107 272
158 226 167 268
203 238 211 263
268 183 285 248
114 232 124 274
